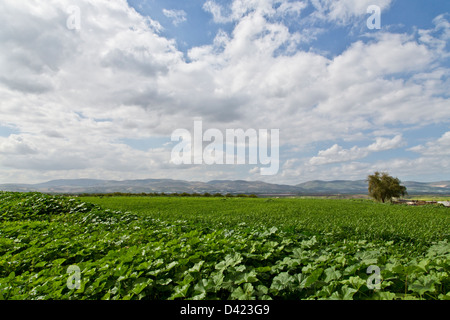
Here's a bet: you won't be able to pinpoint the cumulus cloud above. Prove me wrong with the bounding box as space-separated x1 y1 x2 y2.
409 132 450 156
309 144 369 165
367 135 405 152
0 0 448 184
309 135 404 165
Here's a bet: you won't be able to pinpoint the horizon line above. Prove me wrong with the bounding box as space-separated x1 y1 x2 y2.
1 177 449 187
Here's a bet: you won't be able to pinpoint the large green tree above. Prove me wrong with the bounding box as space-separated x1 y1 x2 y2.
367 171 407 203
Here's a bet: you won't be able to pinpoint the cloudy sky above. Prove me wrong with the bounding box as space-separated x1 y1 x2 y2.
0 0 449 185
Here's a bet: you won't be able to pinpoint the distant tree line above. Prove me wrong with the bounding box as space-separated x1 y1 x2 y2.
67 192 258 198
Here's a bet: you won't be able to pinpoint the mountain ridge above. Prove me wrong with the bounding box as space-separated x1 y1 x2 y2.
1 178 450 195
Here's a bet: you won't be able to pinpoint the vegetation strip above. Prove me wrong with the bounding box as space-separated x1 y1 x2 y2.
0 192 449 300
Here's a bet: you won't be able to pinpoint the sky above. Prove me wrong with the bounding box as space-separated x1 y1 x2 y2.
0 0 449 185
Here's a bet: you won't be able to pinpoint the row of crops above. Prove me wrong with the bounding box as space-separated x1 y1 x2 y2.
0 192 449 300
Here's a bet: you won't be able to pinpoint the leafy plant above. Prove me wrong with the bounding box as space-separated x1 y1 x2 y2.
0 192 448 300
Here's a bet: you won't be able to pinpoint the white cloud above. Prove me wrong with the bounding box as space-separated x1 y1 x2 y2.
409 132 450 156
249 167 261 175
203 0 307 24
0 135 38 155
281 153 450 185
203 1 231 24
309 144 369 165
162 9 187 26
277 1 307 16
0 0 448 184
309 135 404 165
419 14 450 59
310 0 393 25
367 135 405 152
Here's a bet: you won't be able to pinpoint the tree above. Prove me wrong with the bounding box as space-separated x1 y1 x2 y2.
367 171 407 203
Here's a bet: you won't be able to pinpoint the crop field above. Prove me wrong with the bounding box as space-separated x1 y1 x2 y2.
0 192 449 300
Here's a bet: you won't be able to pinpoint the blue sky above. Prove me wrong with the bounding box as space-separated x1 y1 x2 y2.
127 0 449 57
0 0 449 184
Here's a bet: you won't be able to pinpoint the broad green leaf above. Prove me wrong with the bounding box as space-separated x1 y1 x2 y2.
438 293 450 300
179 273 195 286
132 278 151 295
296 273 308 289
316 255 330 264
34 261 47 268
122 294 133 300
324 267 342 283
235 265 246 272
211 272 224 287
305 268 323 288
165 261 179 272
256 285 269 295
270 272 294 291
302 264 315 274
191 292 207 300
156 278 172 286
193 279 208 295
328 285 356 300
231 283 255 300
416 259 430 273
375 291 396 300
256 266 271 273
52 258 66 266
408 275 437 296
360 259 378 266
235 270 258 285
343 264 359 276
101 292 111 300
291 248 303 259
300 236 317 249
342 276 366 290
341 286 357 300
169 284 190 300
334 255 346 266
281 257 300 269
215 253 242 271
317 283 337 298
188 261 204 273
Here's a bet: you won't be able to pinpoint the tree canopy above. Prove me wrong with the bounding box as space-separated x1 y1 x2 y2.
367 171 407 203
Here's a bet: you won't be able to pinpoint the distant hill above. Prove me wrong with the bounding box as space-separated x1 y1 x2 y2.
296 180 368 194
296 180 450 195
1 178 449 195
402 181 450 194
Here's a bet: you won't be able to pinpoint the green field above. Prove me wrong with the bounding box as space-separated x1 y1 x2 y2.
1 192 449 300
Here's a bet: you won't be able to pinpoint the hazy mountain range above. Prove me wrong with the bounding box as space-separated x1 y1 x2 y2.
1 179 449 196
